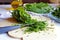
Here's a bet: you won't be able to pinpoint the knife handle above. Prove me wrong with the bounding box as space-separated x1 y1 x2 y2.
0 25 20 34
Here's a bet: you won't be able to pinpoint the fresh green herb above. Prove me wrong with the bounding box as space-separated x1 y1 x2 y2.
12 6 47 33
25 21 47 33
12 6 34 24
52 6 60 18
25 2 53 13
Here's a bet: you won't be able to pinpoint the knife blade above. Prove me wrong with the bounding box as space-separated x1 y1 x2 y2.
0 23 32 34
43 13 60 23
0 24 21 34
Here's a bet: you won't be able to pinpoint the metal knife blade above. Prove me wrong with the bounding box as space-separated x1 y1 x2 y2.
0 25 21 34
43 13 60 23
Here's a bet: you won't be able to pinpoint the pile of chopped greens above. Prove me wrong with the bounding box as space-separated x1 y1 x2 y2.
25 2 53 13
12 6 36 24
12 6 47 33
25 21 47 33
52 6 60 18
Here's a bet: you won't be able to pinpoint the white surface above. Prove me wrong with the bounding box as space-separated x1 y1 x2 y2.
0 8 11 19
55 23 60 40
0 5 11 9
0 5 60 40
0 34 19 40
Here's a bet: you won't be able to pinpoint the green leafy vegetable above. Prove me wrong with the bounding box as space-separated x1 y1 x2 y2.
12 6 47 33
52 6 60 18
12 6 34 24
25 2 53 13
25 21 47 33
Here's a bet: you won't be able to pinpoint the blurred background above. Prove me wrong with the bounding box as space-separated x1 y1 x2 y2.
0 0 60 4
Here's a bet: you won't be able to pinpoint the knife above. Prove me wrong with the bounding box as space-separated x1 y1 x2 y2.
0 24 31 34
43 13 60 23
0 24 21 34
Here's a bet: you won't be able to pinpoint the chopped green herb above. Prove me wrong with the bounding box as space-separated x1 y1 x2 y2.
25 2 53 13
52 6 60 18
12 6 47 33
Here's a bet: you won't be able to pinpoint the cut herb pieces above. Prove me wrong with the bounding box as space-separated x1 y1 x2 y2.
25 2 53 13
52 6 60 18
12 6 32 24
25 21 47 33
12 6 47 33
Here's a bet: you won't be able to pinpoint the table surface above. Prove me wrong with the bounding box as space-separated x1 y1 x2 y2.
0 4 60 40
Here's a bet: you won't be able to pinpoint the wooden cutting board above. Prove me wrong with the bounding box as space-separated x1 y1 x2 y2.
0 18 18 27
